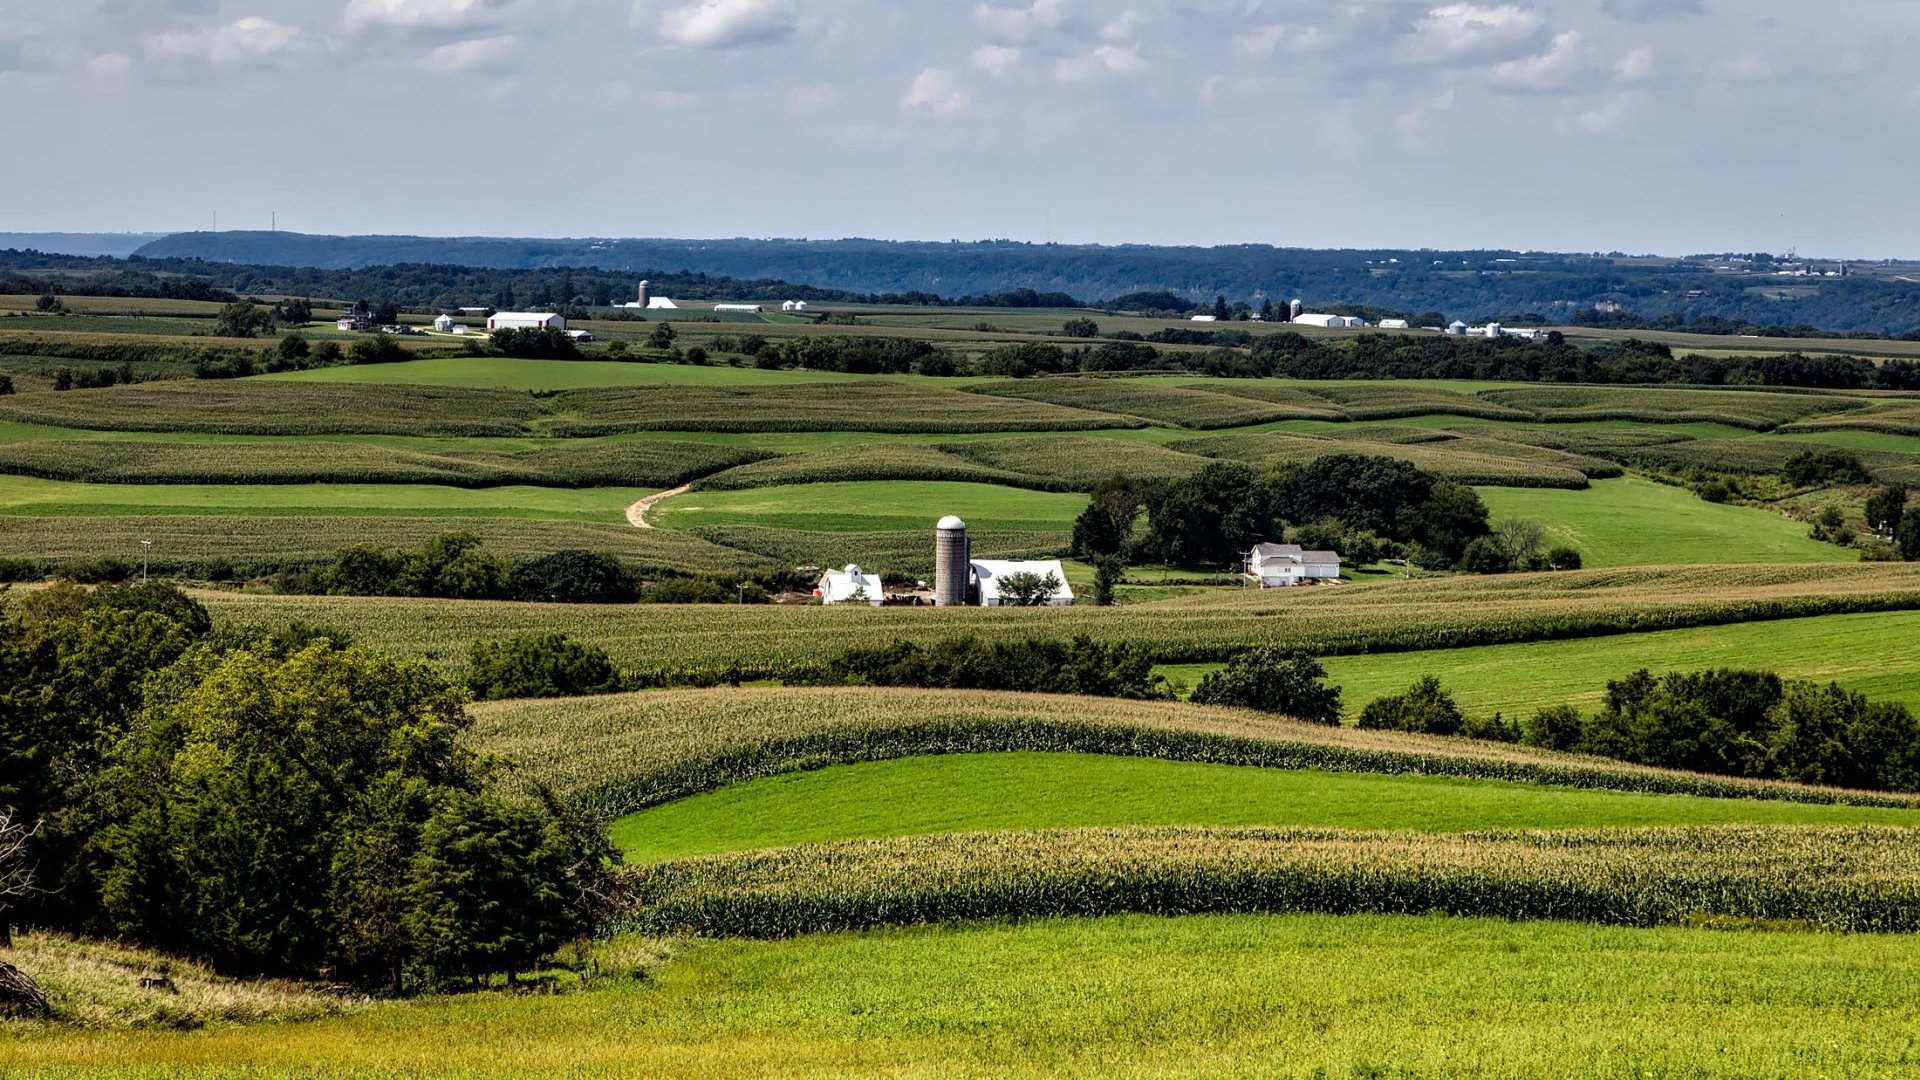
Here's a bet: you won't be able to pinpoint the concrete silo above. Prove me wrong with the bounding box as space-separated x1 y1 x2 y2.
935 516 971 607
1288 299 1303 322
637 280 652 308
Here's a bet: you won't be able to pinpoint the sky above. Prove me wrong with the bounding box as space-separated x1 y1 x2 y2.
2 0 1917 256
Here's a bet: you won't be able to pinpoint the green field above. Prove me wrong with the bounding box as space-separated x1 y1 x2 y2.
13 913 1920 1079
650 480 1086 533
0 475 650 520
608 751 1917 862
261 357 892 390
1478 476 1853 565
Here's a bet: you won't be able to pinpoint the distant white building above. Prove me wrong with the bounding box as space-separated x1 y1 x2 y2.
1190 314 1219 322
1378 318 1410 329
433 314 455 333
1447 321 1469 335
782 300 810 312
816 564 887 606
621 297 681 310
1245 543 1342 588
970 559 1075 607
714 304 766 314
487 312 565 332
566 330 596 343
1291 313 1366 328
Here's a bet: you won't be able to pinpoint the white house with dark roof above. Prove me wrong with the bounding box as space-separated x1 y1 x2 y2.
1244 543 1342 587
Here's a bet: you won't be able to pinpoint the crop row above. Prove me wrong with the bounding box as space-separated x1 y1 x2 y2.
687 525 1071 576
1480 386 1867 431
616 824 1920 937
545 383 1143 436
468 686 1920 822
0 382 542 437
1171 432 1598 489
968 380 1312 429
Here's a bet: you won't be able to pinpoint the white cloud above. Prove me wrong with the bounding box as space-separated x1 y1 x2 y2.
1412 4 1546 55
87 53 133 74
1055 43 1148 83
974 0 1074 46
1395 87 1458 152
1572 90 1641 133
656 0 798 49
144 16 300 66
1100 11 1147 42
1487 30 1585 90
1235 24 1330 61
901 67 969 117
343 0 509 32
417 34 517 73
1709 54 1773 80
971 44 1022 76
1615 46 1655 81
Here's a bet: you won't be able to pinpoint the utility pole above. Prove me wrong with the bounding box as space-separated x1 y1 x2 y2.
140 540 152 583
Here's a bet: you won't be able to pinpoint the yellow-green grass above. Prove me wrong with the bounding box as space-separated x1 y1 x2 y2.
1751 428 1920 453
650 480 1086 533
469 686 1920 819
1158 609 1920 718
260 357 891 390
546 382 1138 436
1174 431 1597 488
0 382 542 437
608 751 1919 862
12 914 1920 1078
1480 385 1866 430
1477 477 1855 565
0 475 651 520
191 562 1920 674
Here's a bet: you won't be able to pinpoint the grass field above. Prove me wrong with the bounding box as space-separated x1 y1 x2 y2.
607 751 1918 862
13 913 1920 1078
261 357 890 390
650 480 1086 533
0 475 650 520
1477 477 1852 565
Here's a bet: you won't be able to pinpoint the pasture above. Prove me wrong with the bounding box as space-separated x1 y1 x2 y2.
608 751 1918 862
1477 477 1853 565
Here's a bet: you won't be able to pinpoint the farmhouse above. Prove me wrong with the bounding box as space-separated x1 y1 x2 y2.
1244 543 1342 587
487 312 566 332
816 564 888 606
970 559 1076 607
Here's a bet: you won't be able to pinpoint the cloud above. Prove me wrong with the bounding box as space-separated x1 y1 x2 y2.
1487 30 1585 91
87 53 133 74
1395 87 1459 152
1055 43 1148 83
901 67 969 117
1600 0 1704 19
971 44 1022 76
144 16 300 66
1235 25 1329 61
1412 4 1546 55
1572 90 1641 133
1615 46 1655 81
417 34 517 73
655 0 799 49
974 0 1075 46
1099 11 1147 42
343 0 510 32
1709 54 1773 81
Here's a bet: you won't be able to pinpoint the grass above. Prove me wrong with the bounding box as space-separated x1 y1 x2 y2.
11 913 1920 1078
650 480 1086 533
546 382 1138 436
1158 609 1920 717
1477 477 1855 565
607 751 1920 862
260 357 882 390
0 475 651 520
970 380 1318 429
1173 431 1598 488
1479 385 1866 431
0 933 358 1031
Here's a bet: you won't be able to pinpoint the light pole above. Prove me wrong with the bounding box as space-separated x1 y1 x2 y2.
140 540 152 583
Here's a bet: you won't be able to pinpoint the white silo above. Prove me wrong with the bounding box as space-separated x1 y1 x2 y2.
637 280 652 308
935 516 971 607
1288 299 1303 322
1484 322 1502 339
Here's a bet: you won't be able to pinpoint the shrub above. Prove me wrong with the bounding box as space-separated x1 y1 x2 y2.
60 556 135 584
1783 447 1870 487
349 336 410 365
0 557 40 583
821 635 1168 700
468 633 623 701
1189 648 1342 724
640 576 770 605
491 327 580 360
1545 546 1584 571
1356 675 1466 736
1521 705 1585 752
509 550 639 605
90 581 212 637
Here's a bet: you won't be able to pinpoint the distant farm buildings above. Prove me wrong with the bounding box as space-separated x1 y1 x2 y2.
487 312 566 332
622 280 681 310
1291 313 1367 328
782 300 810 312
930 517 1075 607
970 559 1076 607
433 314 455 333
714 304 767 314
816 564 888 606
1245 543 1342 588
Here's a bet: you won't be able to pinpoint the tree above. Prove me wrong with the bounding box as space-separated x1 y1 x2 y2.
648 322 677 350
277 334 311 363
349 335 409 365
273 298 313 326
1544 546 1583 571
214 301 274 339
311 341 344 366
1144 462 1276 567
1458 536 1512 575
1520 705 1585 752
1090 556 1123 607
0 810 38 948
1900 513 1920 561
467 634 622 701
995 571 1063 607
509 550 638 604
372 300 401 325
1356 675 1465 736
1212 295 1230 320
1783 448 1869 487
1062 317 1100 338
1071 475 1151 559
33 294 64 314
0 376 13 396
1493 519 1548 570
490 327 581 360
1190 648 1342 725
1865 486 1908 540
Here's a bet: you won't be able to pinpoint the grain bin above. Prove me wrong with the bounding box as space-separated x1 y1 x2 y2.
935 516 970 607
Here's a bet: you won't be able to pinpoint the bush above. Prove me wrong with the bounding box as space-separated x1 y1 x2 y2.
1459 536 1511 575
491 327 580 360
639 576 770 604
1189 648 1342 724
821 635 1168 700
1356 675 1466 736
349 336 410 365
1783 448 1870 487
90 581 212 637
60 556 135 584
467 633 623 701
0 557 40 583
509 550 638 605
1521 705 1585 752
1544 546 1583 571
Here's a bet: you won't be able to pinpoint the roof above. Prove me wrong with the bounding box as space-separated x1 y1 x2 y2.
971 559 1074 603
1250 543 1340 564
490 311 560 321
938 515 967 530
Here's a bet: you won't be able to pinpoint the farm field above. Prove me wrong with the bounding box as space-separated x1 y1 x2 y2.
0 474 651 520
649 480 1086 533
608 751 1918 862
1477 477 1853 565
1157 609 1920 717
262 356 923 390
14 913 1920 1079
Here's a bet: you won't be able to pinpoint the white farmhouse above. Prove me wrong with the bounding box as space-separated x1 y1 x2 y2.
1244 543 1342 587
970 559 1075 607
816 564 888 606
487 312 566 332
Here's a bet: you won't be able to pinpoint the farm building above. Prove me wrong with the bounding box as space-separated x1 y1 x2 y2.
1292 314 1367 328
1190 315 1219 322
1377 318 1410 329
336 314 371 332
487 312 566 332
566 330 596 343
816 564 888 606
433 314 455 332
1244 543 1341 587
715 304 767 314
970 559 1076 607
782 300 810 312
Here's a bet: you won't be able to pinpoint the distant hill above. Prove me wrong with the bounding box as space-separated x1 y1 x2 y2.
0 233 168 258
128 232 1920 335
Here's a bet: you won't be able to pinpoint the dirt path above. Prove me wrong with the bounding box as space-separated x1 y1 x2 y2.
626 485 691 530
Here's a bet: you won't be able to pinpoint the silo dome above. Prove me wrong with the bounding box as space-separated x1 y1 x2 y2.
938 515 967 530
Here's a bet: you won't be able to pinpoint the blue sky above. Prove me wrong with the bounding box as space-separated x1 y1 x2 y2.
3 0 1916 256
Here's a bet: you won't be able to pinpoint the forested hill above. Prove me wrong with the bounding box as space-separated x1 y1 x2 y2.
129 232 1920 335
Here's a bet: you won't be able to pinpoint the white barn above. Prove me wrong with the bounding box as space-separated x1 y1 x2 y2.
487 312 565 332
816 564 887 606
714 303 766 314
1291 313 1367 328
970 559 1075 607
782 300 810 312
1245 543 1342 587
